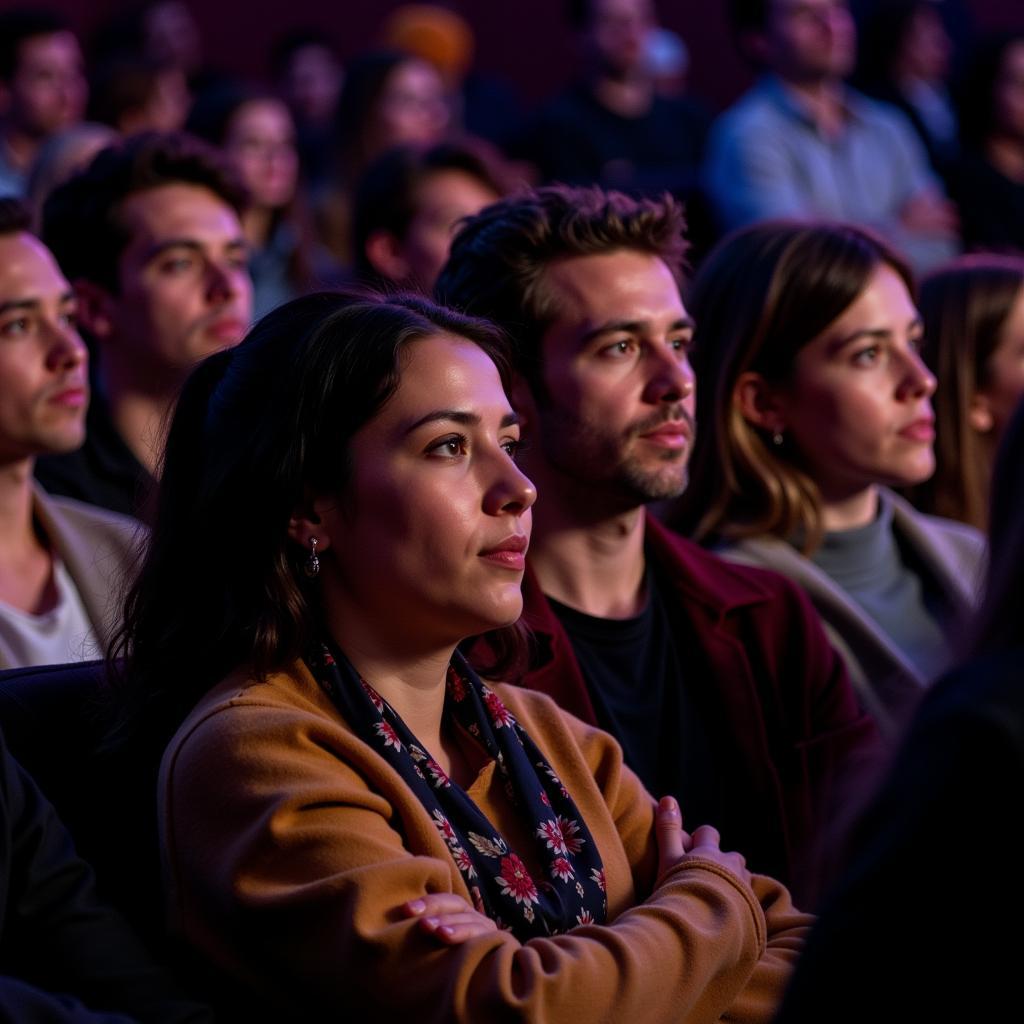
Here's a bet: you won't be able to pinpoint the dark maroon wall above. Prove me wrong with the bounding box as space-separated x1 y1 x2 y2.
8 0 1024 114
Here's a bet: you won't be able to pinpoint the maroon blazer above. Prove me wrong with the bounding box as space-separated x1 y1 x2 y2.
514 514 880 907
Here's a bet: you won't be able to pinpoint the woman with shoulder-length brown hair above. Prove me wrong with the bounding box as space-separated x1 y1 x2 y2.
110 289 810 1022
912 254 1024 531
676 221 985 734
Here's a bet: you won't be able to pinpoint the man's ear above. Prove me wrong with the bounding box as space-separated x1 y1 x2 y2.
968 391 995 434
508 371 540 440
734 370 786 434
364 230 410 284
74 279 116 341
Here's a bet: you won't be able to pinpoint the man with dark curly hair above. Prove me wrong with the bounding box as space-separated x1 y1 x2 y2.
36 132 252 519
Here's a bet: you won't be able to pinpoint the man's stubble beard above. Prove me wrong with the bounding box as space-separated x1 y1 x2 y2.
535 401 694 506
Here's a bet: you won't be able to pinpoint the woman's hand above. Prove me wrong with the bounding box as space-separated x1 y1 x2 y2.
686 824 752 889
403 893 498 945
655 795 688 880
654 796 752 889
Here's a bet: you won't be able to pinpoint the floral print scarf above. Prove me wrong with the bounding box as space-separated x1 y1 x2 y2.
309 641 608 940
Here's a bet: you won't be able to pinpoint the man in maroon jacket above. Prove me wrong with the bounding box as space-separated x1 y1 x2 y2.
436 184 879 905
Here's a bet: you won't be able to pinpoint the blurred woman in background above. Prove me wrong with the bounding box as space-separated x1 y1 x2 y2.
188 84 330 317
853 0 958 178
914 254 1024 530
950 31 1024 252
318 51 451 265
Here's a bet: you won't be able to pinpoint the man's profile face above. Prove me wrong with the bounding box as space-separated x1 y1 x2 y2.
764 0 855 83
0 231 88 464
102 182 252 384
9 31 87 138
529 248 696 505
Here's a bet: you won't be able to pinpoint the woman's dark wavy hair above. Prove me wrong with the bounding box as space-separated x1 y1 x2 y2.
970 398 1024 657
677 220 913 554
108 290 519 739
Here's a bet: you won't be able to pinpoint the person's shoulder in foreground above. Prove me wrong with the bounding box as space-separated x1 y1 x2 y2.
774 646 1024 1023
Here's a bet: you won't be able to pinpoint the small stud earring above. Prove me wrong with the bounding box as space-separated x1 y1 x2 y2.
304 537 320 578
772 431 784 447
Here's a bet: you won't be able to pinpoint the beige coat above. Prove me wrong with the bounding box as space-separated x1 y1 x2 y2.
161 661 812 1022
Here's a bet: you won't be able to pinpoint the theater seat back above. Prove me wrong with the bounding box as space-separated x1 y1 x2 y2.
0 660 165 945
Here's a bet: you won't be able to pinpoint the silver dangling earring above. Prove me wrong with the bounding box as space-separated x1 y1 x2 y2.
304 537 320 578
772 430 784 447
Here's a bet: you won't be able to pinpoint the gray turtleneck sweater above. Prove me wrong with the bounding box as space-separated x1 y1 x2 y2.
810 499 952 683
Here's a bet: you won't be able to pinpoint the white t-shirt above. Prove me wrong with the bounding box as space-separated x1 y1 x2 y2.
0 559 99 667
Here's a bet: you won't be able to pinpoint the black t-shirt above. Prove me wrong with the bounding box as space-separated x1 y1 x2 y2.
547 570 720 828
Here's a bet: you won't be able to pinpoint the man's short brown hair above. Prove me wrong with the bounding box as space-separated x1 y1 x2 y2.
435 184 688 393
41 131 246 293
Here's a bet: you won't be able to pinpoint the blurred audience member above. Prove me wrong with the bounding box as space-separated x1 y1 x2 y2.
89 56 190 136
949 32 1024 253
320 50 451 264
189 85 329 317
35 133 252 520
0 198 137 671
92 1 226 110
704 0 958 274
353 140 507 293
140 0 204 90
336 50 451 189
913 255 1024 530
0 10 87 198
270 30 344 192
519 0 709 197
381 3 525 150
25 121 117 228
679 221 984 734
774 396 1024 1023
853 0 958 178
